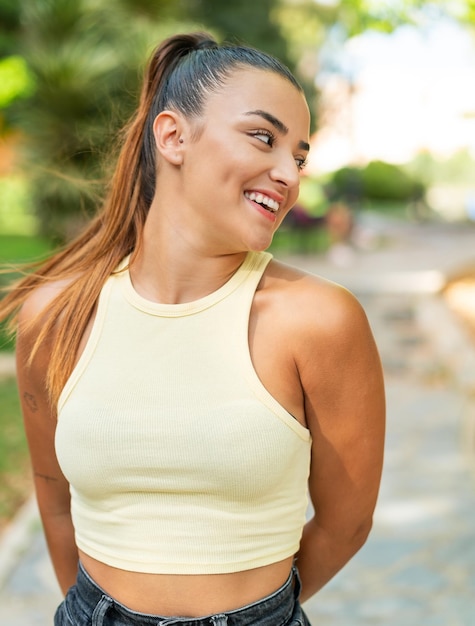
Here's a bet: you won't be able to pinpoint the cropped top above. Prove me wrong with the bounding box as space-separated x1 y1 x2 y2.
55 251 312 574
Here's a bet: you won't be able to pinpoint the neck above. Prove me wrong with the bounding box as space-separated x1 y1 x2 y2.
129 214 248 305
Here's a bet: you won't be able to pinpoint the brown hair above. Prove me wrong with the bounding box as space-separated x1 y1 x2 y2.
0 32 302 406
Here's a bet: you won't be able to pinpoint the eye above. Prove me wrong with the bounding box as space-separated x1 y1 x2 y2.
250 129 275 147
295 156 308 172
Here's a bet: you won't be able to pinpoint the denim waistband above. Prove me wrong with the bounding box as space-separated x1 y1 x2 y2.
72 561 302 626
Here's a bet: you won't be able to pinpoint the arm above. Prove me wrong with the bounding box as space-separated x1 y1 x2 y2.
294 284 385 601
16 292 79 595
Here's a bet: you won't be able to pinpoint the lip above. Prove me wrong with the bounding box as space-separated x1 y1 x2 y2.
244 191 281 222
245 188 285 205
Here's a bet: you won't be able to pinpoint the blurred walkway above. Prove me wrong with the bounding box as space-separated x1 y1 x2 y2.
1 216 475 625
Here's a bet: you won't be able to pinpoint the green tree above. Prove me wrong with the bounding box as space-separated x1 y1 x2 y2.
14 0 194 240
186 0 292 65
309 0 475 34
0 0 22 57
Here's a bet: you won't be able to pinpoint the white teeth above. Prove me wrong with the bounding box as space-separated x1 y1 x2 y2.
245 191 279 213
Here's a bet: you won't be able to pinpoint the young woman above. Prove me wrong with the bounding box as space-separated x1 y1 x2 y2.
0 32 385 625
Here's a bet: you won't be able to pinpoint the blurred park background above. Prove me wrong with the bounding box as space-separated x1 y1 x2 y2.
1 0 475 552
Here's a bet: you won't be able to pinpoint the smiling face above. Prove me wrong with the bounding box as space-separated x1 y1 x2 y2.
157 68 311 254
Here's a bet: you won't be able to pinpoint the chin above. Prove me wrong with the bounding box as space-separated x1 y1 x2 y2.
240 226 276 253
247 237 273 253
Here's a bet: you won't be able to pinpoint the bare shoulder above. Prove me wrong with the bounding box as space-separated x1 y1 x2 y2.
18 277 74 328
257 257 383 429
16 277 76 381
262 258 369 339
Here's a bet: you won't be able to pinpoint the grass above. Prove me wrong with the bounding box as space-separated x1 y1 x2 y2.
0 233 53 263
0 375 32 533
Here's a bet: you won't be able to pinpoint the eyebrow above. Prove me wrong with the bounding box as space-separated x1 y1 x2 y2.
244 109 310 152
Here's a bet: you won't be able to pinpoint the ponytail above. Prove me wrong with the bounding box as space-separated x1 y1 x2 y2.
0 31 301 406
139 33 218 207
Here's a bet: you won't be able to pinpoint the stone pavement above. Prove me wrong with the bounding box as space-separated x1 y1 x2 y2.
1 216 475 625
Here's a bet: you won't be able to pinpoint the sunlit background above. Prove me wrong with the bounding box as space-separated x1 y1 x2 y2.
310 3 475 221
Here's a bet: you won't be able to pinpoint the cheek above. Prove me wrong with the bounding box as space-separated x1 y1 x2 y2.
205 134 265 181
217 162 259 195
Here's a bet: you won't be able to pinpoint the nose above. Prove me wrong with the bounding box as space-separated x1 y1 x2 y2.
270 150 301 190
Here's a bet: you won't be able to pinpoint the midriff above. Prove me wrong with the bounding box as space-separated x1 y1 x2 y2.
79 550 294 617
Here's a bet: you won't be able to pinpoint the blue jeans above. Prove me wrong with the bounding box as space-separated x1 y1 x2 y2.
54 562 311 625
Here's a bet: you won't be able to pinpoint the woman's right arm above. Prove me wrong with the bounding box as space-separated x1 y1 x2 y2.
16 289 79 596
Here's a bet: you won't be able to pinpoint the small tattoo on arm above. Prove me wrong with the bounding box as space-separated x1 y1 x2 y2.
34 472 58 483
23 392 38 413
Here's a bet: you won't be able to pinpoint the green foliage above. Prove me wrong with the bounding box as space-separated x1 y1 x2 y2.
115 0 187 20
12 0 198 241
0 324 14 353
0 176 38 235
327 160 426 204
0 56 35 109
336 0 420 34
269 221 329 255
405 149 475 186
326 165 364 203
467 0 475 22
298 176 328 216
186 0 291 63
0 0 22 57
310 0 475 36
0 234 53 265
15 1 135 239
361 160 425 202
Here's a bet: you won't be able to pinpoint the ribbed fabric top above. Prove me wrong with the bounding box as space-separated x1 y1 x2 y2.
55 251 312 574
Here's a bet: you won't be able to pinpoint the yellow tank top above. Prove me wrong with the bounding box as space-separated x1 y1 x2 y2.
56 251 312 574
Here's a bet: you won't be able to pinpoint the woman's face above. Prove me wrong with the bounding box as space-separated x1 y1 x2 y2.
176 68 310 254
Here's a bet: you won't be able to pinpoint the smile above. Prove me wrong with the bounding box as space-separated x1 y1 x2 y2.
244 191 280 213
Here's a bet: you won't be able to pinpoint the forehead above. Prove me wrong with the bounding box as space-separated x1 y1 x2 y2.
203 68 310 134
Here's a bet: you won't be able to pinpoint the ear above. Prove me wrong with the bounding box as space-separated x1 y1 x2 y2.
152 111 186 166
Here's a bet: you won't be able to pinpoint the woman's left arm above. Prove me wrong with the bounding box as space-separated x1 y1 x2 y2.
294 283 385 602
